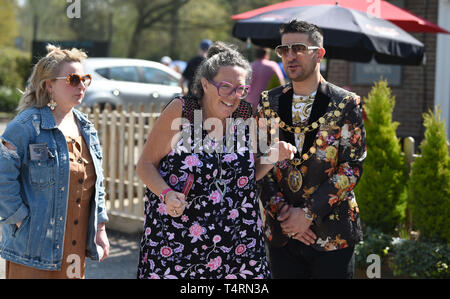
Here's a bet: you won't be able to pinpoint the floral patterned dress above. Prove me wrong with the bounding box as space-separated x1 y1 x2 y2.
137 97 270 279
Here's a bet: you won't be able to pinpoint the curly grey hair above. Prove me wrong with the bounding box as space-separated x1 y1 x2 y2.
190 41 252 99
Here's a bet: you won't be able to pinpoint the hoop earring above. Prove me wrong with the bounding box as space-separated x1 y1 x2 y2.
47 95 57 111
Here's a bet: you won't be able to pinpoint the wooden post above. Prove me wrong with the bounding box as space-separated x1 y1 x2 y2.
118 105 126 212
403 137 415 173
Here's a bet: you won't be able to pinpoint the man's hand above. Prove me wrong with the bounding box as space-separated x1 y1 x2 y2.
277 205 317 245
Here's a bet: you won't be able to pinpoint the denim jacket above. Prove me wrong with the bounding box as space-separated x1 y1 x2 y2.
0 106 108 270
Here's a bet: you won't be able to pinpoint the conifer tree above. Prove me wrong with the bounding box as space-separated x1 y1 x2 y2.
408 108 450 242
355 80 408 234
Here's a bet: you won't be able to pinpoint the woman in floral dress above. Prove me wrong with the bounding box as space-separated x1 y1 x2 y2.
135 42 296 279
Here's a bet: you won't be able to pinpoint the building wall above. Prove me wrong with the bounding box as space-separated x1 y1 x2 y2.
435 0 450 139
326 0 441 144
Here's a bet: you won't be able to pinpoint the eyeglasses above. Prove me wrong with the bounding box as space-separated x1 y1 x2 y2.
208 80 250 99
55 73 92 87
275 43 320 58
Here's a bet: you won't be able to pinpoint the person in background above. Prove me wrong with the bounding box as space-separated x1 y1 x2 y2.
136 41 296 279
0 44 109 279
179 39 212 96
247 47 285 114
161 56 172 67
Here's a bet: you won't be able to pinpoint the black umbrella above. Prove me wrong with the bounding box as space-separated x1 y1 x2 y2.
232 4 425 65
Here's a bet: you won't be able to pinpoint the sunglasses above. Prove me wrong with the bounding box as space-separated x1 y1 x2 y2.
275 43 320 58
208 80 251 99
55 73 92 87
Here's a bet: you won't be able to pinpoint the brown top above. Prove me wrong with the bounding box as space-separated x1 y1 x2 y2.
6 135 96 279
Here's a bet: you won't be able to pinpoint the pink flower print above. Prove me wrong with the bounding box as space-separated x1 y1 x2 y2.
189 223 205 243
206 256 222 272
202 245 208 250
249 260 257 266
237 176 248 188
175 265 183 272
181 155 201 171
227 209 239 220
209 190 222 205
213 235 221 244
223 153 237 162
235 244 246 255
169 174 178 186
145 227 151 236
160 246 173 257
225 274 237 279
150 273 161 279
156 203 167 215
181 215 189 222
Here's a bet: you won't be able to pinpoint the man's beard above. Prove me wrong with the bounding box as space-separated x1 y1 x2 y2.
288 62 316 82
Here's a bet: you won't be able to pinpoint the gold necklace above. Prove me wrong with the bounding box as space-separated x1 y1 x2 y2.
286 144 318 193
261 90 348 135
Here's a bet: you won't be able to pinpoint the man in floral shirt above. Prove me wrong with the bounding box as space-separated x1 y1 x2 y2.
257 20 366 278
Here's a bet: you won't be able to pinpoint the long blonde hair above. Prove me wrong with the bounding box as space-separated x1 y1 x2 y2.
17 44 88 112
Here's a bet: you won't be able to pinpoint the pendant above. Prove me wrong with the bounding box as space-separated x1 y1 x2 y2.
288 167 303 193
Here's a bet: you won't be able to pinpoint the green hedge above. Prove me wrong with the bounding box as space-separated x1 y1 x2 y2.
390 239 449 278
0 86 21 112
0 47 31 89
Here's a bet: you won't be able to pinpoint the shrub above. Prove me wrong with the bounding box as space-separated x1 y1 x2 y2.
355 226 392 269
0 47 31 89
407 108 450 243
355 80 408 234
390 239 450 278
0 86 21 112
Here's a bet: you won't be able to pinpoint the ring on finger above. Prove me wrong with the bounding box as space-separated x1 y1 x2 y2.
173 209 178 216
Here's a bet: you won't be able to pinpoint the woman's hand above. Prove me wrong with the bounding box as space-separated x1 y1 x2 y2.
267 141 297 163
96 223 110 262
164 191 187 217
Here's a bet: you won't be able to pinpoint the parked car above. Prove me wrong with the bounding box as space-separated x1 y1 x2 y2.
81 58 183 110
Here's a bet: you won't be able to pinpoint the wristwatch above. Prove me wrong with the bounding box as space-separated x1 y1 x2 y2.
302 207 314 221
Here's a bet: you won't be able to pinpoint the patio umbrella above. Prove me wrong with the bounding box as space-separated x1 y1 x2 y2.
232 3 425 65
232 0 450 34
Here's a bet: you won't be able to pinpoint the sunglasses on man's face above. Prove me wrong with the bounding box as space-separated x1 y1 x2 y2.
55 73 92 87
275 43 320 58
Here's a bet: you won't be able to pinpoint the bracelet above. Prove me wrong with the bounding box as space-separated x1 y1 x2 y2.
159 188 173 203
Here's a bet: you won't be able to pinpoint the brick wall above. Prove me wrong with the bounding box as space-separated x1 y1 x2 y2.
326 0 438 144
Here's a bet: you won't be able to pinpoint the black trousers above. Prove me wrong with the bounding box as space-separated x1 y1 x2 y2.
268 239 355 279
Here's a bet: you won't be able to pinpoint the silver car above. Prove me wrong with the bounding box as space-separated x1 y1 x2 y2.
81 58 182 110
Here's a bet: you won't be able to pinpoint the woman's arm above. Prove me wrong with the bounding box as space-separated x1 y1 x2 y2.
255 141 297 181
136 98 187 217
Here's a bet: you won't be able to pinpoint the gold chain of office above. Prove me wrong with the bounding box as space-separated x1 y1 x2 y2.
260 90 353 135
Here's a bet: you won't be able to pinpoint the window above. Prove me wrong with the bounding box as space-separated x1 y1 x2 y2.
140 67 178 86
96 66 140 82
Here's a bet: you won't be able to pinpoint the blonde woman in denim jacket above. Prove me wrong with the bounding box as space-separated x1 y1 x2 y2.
0 45 109 278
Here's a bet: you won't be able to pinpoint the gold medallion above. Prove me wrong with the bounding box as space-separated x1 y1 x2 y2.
288 167 303 193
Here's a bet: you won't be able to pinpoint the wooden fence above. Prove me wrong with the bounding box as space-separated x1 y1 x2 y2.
78 103 164 231
78 104 424 232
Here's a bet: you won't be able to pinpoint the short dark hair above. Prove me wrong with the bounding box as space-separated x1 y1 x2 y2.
255 47 270 59
279 20 323 47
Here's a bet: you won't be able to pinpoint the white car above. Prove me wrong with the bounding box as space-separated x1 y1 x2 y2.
81 58 182 110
